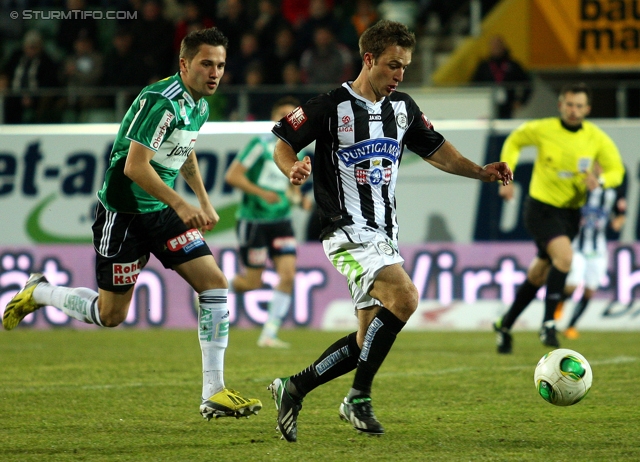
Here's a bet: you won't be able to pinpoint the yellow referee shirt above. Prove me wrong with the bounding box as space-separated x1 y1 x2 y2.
500 118 625 209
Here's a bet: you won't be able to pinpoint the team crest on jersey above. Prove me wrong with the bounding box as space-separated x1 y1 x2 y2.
355 164 392 187
199 101 207 116
376 240 395 256
396 113 408 129
286 106 307 130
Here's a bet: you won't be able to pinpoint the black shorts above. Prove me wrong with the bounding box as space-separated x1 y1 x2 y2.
236 219 296 268
92 202 212 293
523 196 581 260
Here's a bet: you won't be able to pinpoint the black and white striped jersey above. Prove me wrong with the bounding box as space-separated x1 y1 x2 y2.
573 187 623 256
272 82 445 240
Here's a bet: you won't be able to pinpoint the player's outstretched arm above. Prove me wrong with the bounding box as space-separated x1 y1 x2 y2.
425 141 512 186
225 159 280 204
274 138 311 185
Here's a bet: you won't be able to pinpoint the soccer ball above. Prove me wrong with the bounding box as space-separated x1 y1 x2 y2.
534 348 593 406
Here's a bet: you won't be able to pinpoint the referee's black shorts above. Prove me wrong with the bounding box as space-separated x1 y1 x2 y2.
523 196 581 260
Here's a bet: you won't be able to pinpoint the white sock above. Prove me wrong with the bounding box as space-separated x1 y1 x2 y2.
199 288 229 399
260 290 291 340
33 283 103 326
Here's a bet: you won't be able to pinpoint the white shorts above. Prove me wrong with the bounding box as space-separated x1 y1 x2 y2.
322 225 404 309
566 252 607 291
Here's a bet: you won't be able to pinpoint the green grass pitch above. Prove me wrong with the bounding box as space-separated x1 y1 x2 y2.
0 329 638 461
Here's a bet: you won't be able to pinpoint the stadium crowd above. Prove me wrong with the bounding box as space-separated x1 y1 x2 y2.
0 0 504 123
0 0 379 122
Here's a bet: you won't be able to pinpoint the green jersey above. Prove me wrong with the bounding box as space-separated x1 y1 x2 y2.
236 135 294 221
98 73 209 213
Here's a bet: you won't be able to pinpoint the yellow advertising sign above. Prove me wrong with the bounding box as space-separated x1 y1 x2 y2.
531 0 640 69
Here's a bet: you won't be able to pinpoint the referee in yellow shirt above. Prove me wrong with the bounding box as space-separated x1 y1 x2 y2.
493 82 625 354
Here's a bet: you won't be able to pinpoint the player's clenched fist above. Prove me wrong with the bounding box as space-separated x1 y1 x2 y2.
290 156 312 185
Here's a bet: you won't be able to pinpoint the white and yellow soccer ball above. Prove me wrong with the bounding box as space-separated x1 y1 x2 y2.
534 348 593 406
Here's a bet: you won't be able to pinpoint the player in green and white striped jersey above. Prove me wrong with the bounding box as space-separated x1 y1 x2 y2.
225 97 311 349
4 28 262 421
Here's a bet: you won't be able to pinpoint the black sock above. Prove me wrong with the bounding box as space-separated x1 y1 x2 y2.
568 295 590 328
351 307 405 397
544 266 568 323
289 332 360 397
501 279 540 330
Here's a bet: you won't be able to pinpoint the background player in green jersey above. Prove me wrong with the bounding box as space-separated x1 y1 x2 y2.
225 97 311 348
3 28 262 420
493 82 625 353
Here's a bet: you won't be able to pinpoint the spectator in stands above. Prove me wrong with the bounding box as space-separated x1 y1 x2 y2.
472 35 532 119
348 0 379 37
253 0 288 51
225 31 262 85
132 0 175 81
338 0 379 48
216 0 249 57
264 26 301 84
245 61 275 121
55 0 99 55
297 0 341 53
1 29 60 124
102 26 148 107
173 1 215 55
299 25 353 85
281 60 302 87
281 0 310 30
61 30 104 118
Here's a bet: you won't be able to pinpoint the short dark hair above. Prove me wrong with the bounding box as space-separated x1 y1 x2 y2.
358 20 416 61
179 27 228 62
560 82 592 105
272 96 300 112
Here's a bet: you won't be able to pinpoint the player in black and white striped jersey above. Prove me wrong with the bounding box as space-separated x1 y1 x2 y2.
266 20 513 442
562 164 627 339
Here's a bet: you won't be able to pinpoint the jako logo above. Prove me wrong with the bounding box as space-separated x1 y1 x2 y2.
167 139 196 157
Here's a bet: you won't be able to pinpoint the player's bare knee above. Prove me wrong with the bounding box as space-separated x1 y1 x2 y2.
528 273 546 287
387 283 418 319
99 311 126 327
278 273 295 293
209 270 229 290
554 257 572 273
